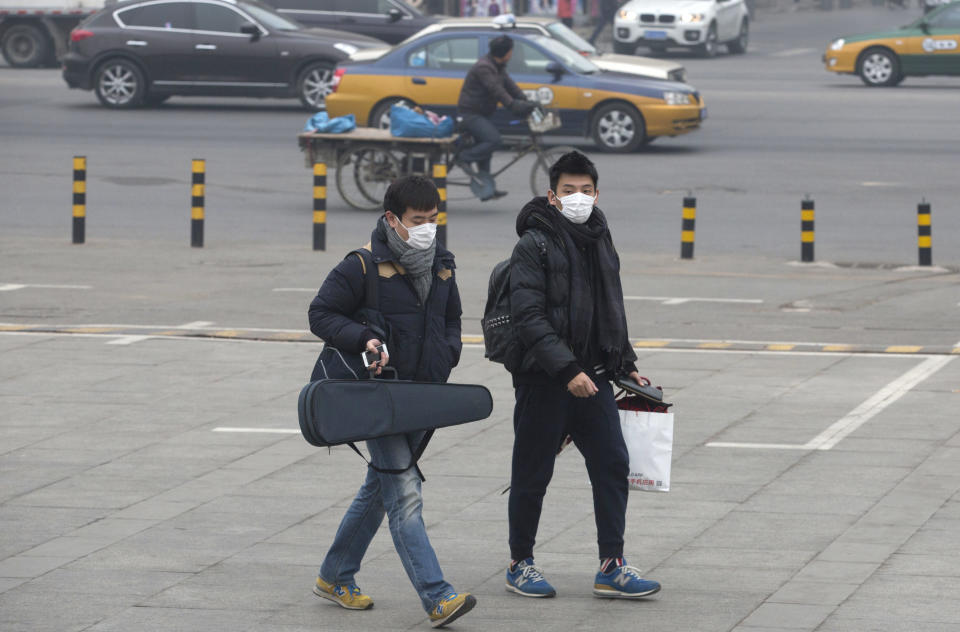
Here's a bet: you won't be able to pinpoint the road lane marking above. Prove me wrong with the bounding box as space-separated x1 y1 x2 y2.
623 296 763 305
771 47 816 57
213 427 299 434
0 283 92 291
806 355 953 450
708 355 954 450
179 321 215 329
106 335 154 345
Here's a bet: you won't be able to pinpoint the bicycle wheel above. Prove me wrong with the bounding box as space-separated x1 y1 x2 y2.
529 145 579 197
336 146 401 211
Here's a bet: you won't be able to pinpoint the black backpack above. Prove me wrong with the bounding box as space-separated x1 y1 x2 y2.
482 230 547 371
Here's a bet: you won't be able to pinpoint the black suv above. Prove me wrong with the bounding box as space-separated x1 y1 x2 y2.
62 0 383 109
259 0 436 44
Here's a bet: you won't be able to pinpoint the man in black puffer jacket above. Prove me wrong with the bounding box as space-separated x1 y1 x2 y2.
307 176 475 628
502 151 662 601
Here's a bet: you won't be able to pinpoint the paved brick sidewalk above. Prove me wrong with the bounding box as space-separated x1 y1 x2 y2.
2 329 958 631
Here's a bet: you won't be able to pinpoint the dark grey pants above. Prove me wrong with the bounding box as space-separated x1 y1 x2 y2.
508 378 629 561
458 114 501 174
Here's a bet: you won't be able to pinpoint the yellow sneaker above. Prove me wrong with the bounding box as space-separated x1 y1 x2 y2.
429 591 476 628
313 577 373 610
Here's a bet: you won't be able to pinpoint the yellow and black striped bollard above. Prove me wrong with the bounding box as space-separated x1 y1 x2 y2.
313 162 327 251
680 196 696 260
917 200 931 266
801 198 815 262
72 156 86 244
433 161 448 247
191 159 205 248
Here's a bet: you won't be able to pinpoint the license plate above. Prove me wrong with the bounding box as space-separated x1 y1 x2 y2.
645 30 667 40
700 107 708 121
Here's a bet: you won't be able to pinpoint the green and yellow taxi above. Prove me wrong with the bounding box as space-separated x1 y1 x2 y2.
824 1 960 86
325 28 705 152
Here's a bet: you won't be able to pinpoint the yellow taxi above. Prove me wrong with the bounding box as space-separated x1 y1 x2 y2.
325 29 706 152
824 1 960 86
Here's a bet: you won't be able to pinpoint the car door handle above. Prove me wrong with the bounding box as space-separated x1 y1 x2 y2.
126 40 147 46
412 77 426 85
195 44 217 50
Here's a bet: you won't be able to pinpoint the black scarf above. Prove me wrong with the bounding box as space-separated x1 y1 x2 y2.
517 198 628 373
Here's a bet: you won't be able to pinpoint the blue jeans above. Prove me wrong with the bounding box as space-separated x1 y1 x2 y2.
319 431 453 612
457 114 501 174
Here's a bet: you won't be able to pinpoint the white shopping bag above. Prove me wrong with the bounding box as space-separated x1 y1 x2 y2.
619 410 674 492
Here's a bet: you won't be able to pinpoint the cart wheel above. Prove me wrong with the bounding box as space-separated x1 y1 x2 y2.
336 146 402 211
529 145 579 197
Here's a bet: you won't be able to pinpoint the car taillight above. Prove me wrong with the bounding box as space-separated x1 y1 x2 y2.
331 68 346 93
70 29 94 42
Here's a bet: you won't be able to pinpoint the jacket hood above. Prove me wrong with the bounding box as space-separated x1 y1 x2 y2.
516 196 558 237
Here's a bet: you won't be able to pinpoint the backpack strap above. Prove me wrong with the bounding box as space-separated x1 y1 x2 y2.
349 245 379 312
344 430 433 482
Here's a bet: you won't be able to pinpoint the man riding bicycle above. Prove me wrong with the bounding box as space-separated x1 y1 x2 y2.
457 35 538 201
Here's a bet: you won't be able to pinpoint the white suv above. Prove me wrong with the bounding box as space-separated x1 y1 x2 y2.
613 0 749 58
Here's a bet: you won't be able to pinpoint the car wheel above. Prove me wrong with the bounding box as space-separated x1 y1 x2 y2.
727 18 749 54
612 40 635 55
94 59 146 108
1 24 49 68
369 98 413 130
858 48 902 87
298 62 334 110
697 23 718 58
591 102 645 153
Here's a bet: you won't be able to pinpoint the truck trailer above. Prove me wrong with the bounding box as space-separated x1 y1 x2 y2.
0 0 102 67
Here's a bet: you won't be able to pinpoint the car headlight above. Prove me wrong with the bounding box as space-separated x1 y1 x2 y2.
618 9 637 20
663 91 692 105
679 13 705 23
830 38 845 51
334 42 359 56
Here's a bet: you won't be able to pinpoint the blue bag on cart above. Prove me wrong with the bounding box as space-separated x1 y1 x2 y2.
390 103 454 138
304 112 356 133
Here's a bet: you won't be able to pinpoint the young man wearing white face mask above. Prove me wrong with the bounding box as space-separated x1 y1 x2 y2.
503 151 661 600
308 175 475 627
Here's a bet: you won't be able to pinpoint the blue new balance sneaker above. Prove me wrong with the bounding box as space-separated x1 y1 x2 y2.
593 558 661 599
505 558 557 598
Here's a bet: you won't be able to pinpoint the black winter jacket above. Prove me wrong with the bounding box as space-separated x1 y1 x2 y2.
508 197 638 386
308 228 462 383
457 54 526 117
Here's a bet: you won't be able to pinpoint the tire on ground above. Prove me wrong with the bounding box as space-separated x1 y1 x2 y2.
1 23 49 68
298 61 334 110
591 102 646 153
93 58 147 108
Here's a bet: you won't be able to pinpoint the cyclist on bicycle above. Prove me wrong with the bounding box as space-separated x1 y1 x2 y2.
457 35 538 201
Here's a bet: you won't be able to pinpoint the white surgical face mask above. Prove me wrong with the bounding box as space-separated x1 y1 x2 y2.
398 221 437 250
553 191 596 224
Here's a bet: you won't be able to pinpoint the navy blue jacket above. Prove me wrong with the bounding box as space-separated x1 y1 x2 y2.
308 227 462 383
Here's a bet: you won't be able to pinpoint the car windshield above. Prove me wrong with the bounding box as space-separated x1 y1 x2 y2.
529 34 599 73
238 1 300 30
545 21 597 55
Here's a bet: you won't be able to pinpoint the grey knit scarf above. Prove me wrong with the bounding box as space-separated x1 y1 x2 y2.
379 216 435 303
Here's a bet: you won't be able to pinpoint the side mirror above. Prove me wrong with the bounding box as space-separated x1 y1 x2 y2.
919 21 930 33
388 8 403 22
240 23 261 41
545 61 565 76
